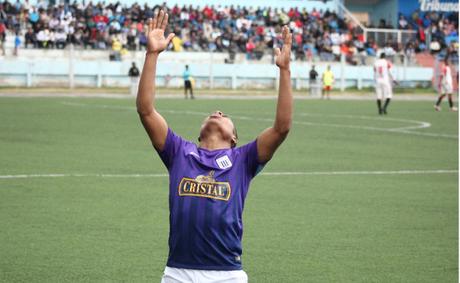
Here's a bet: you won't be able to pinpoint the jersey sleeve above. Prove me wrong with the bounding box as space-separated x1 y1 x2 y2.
238 140 267 178
156 128 185 170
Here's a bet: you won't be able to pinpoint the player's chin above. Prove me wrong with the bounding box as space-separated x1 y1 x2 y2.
200 120 218 133
204 118 221 127
202 121 230 135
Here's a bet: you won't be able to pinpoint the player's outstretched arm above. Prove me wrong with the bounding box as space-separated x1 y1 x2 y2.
257 26 293 163
136 10 175 151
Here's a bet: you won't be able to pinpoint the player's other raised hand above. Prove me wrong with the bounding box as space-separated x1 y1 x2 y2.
146 10 175 54
274 26 292 70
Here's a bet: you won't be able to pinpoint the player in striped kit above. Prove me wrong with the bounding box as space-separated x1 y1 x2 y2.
373 53 395 115
136 10 292 283
434 59 457 112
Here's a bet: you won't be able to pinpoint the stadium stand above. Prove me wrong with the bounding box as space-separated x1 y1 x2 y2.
0 0 456 66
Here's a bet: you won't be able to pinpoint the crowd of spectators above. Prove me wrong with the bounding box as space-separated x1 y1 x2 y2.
0 0 457 64
397 10 458 60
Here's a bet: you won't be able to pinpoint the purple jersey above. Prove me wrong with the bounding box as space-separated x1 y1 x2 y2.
156 129 265 270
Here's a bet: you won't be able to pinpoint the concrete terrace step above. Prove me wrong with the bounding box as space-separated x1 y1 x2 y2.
415 53 436 68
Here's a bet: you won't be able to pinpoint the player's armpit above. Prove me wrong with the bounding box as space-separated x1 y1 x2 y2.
256 127 289 163
138 110 168 151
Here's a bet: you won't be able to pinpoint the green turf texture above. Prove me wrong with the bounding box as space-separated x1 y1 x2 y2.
0 97 457 282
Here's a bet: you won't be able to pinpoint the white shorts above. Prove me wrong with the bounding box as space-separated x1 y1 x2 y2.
375 80 393 99
440 83 453 94
161 267 248 283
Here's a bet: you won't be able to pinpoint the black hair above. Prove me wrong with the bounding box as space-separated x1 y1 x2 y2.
380 52 386 59
231 125 238 148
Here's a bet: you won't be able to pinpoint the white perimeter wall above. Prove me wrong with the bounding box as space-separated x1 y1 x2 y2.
0 50 432 90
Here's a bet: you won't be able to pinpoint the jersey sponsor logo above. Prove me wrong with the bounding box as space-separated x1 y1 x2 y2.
178 171 231 201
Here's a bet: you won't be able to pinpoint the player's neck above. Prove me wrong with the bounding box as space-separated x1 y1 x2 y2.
199 135 231 151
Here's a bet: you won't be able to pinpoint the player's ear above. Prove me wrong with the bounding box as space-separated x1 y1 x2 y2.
231 136 237 148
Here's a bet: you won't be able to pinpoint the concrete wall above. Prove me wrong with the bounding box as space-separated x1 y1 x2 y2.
0 55 433 90
373 0 398 28
347 0 398 27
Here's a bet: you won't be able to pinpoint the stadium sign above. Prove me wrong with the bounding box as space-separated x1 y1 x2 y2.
419 0 458 12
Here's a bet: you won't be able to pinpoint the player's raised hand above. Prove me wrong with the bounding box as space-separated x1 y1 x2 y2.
274 26 292 70
146 10 175 54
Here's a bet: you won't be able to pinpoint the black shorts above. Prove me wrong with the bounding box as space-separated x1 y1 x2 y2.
184 80 192 88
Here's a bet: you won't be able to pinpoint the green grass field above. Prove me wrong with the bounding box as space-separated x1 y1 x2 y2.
0 96 457 282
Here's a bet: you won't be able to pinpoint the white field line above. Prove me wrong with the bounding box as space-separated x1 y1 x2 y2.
0 173 169 179
0 93 441 101
261 169 458 176
0 170 457 179
296 112 431 131
60 102 457 139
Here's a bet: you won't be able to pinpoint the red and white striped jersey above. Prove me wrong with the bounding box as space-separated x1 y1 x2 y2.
374 59 393 82
441 64 453 87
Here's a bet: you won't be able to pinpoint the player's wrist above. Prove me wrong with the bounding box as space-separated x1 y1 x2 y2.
278 66 291 72
145 51 160 58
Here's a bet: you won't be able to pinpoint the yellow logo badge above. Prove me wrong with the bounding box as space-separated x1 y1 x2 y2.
178 171 231 201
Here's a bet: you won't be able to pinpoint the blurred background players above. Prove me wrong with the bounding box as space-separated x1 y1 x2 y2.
374 53 395 115
309 65 319 97
322 65 334 99
0 20 5 56
434 59 458 112
128 62 140 96
183 65 194 99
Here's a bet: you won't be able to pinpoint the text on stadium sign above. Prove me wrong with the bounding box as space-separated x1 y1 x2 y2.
419 0 458 12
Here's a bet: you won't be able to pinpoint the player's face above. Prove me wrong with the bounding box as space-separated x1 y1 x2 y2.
200 111 237 146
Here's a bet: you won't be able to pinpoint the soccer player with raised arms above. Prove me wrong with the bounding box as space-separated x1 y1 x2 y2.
136 10 292 283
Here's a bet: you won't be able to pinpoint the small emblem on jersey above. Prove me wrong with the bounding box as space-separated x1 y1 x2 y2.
216 155 232 169
178 171 231 201
235 256 241 263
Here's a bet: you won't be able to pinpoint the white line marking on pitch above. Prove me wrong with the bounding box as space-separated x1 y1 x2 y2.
60 102 457 139
0 173 169 179
0 170 457 179
297 112 431 131
261 169 458 176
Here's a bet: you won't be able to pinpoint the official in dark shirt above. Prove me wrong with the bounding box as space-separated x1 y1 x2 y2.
309 65 319 96
128 62 140 96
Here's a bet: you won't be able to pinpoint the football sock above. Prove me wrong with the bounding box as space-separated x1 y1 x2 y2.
383 98 391 111
377 99 382 114
448 95 453 108
436 94 445 106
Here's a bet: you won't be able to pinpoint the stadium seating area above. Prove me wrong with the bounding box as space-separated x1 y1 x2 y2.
0 1 457 64
396 11 458 59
